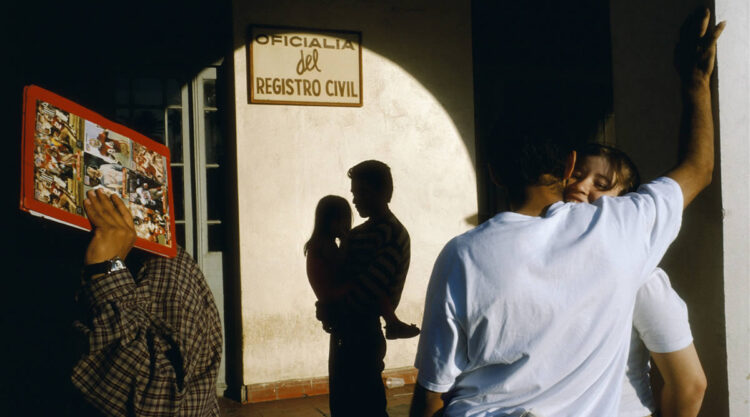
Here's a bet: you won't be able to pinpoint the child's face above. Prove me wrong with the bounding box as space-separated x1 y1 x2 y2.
330 212 351 238
564 155 624 203
337 217 351 237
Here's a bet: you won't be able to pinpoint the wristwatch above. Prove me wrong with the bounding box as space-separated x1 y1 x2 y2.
82 256 128 281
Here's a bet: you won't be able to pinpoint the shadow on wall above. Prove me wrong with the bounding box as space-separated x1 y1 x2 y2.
232 0 615 221
3 0 234 414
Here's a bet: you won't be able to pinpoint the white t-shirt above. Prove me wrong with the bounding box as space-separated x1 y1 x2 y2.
619 268 693 417
414 177 683 417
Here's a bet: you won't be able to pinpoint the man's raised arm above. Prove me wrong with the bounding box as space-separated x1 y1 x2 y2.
666 8 725 208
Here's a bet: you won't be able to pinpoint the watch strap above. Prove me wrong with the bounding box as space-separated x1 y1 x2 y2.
81 256 127 281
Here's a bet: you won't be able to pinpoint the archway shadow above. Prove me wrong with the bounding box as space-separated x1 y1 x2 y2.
230 1 614 221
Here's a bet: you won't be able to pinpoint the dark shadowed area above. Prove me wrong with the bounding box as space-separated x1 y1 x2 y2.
472 0 614 219
3 1 234 415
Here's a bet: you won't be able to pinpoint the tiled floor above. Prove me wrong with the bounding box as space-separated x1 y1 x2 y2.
218 384 414 417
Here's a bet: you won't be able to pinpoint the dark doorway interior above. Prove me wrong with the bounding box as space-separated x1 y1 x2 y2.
3 0 239 414
472 0 614 220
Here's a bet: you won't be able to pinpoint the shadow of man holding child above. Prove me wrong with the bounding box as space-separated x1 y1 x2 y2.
305 160 419 417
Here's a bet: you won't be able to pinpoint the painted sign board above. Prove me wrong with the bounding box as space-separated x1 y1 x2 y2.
248 25 362 106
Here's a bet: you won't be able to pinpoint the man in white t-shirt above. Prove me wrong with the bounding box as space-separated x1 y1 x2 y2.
409 9 724 417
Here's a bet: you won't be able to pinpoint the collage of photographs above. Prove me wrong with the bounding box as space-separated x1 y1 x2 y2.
32 100 172 247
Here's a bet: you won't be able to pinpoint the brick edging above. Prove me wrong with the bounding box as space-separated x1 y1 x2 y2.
243 366 418 403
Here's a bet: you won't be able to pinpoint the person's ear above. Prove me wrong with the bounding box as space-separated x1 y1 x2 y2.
563 151 577 180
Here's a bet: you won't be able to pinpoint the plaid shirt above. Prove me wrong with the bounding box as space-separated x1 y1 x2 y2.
72 247 222 417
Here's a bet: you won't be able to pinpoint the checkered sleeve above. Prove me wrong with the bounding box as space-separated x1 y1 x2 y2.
72 247 222 417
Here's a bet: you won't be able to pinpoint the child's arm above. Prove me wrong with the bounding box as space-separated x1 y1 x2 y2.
306 248 339 301
306 244 356 301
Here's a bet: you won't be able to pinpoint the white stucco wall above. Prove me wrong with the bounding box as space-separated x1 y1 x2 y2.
716 0 750 415
231 0 476 384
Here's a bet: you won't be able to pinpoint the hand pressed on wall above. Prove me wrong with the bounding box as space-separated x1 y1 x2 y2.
674 7 726 86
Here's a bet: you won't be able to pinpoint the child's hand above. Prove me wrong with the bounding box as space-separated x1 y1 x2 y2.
674 8 726 87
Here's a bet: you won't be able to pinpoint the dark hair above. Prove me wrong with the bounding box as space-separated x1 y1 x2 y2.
304 195 352 255
488 124 572 205
575 143 641 194
347 160 394 202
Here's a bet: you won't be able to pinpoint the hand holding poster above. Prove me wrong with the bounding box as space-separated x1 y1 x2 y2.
20 85 177 258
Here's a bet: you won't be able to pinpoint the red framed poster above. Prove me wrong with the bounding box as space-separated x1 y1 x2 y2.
20 85 177 258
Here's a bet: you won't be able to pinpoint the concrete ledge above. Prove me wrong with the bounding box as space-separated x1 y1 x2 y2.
243 366 418 403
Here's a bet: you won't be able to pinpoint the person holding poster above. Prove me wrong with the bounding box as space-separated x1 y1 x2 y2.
71 189 222 417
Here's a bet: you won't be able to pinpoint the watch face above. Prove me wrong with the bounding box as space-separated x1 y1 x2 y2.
109 258 127 273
